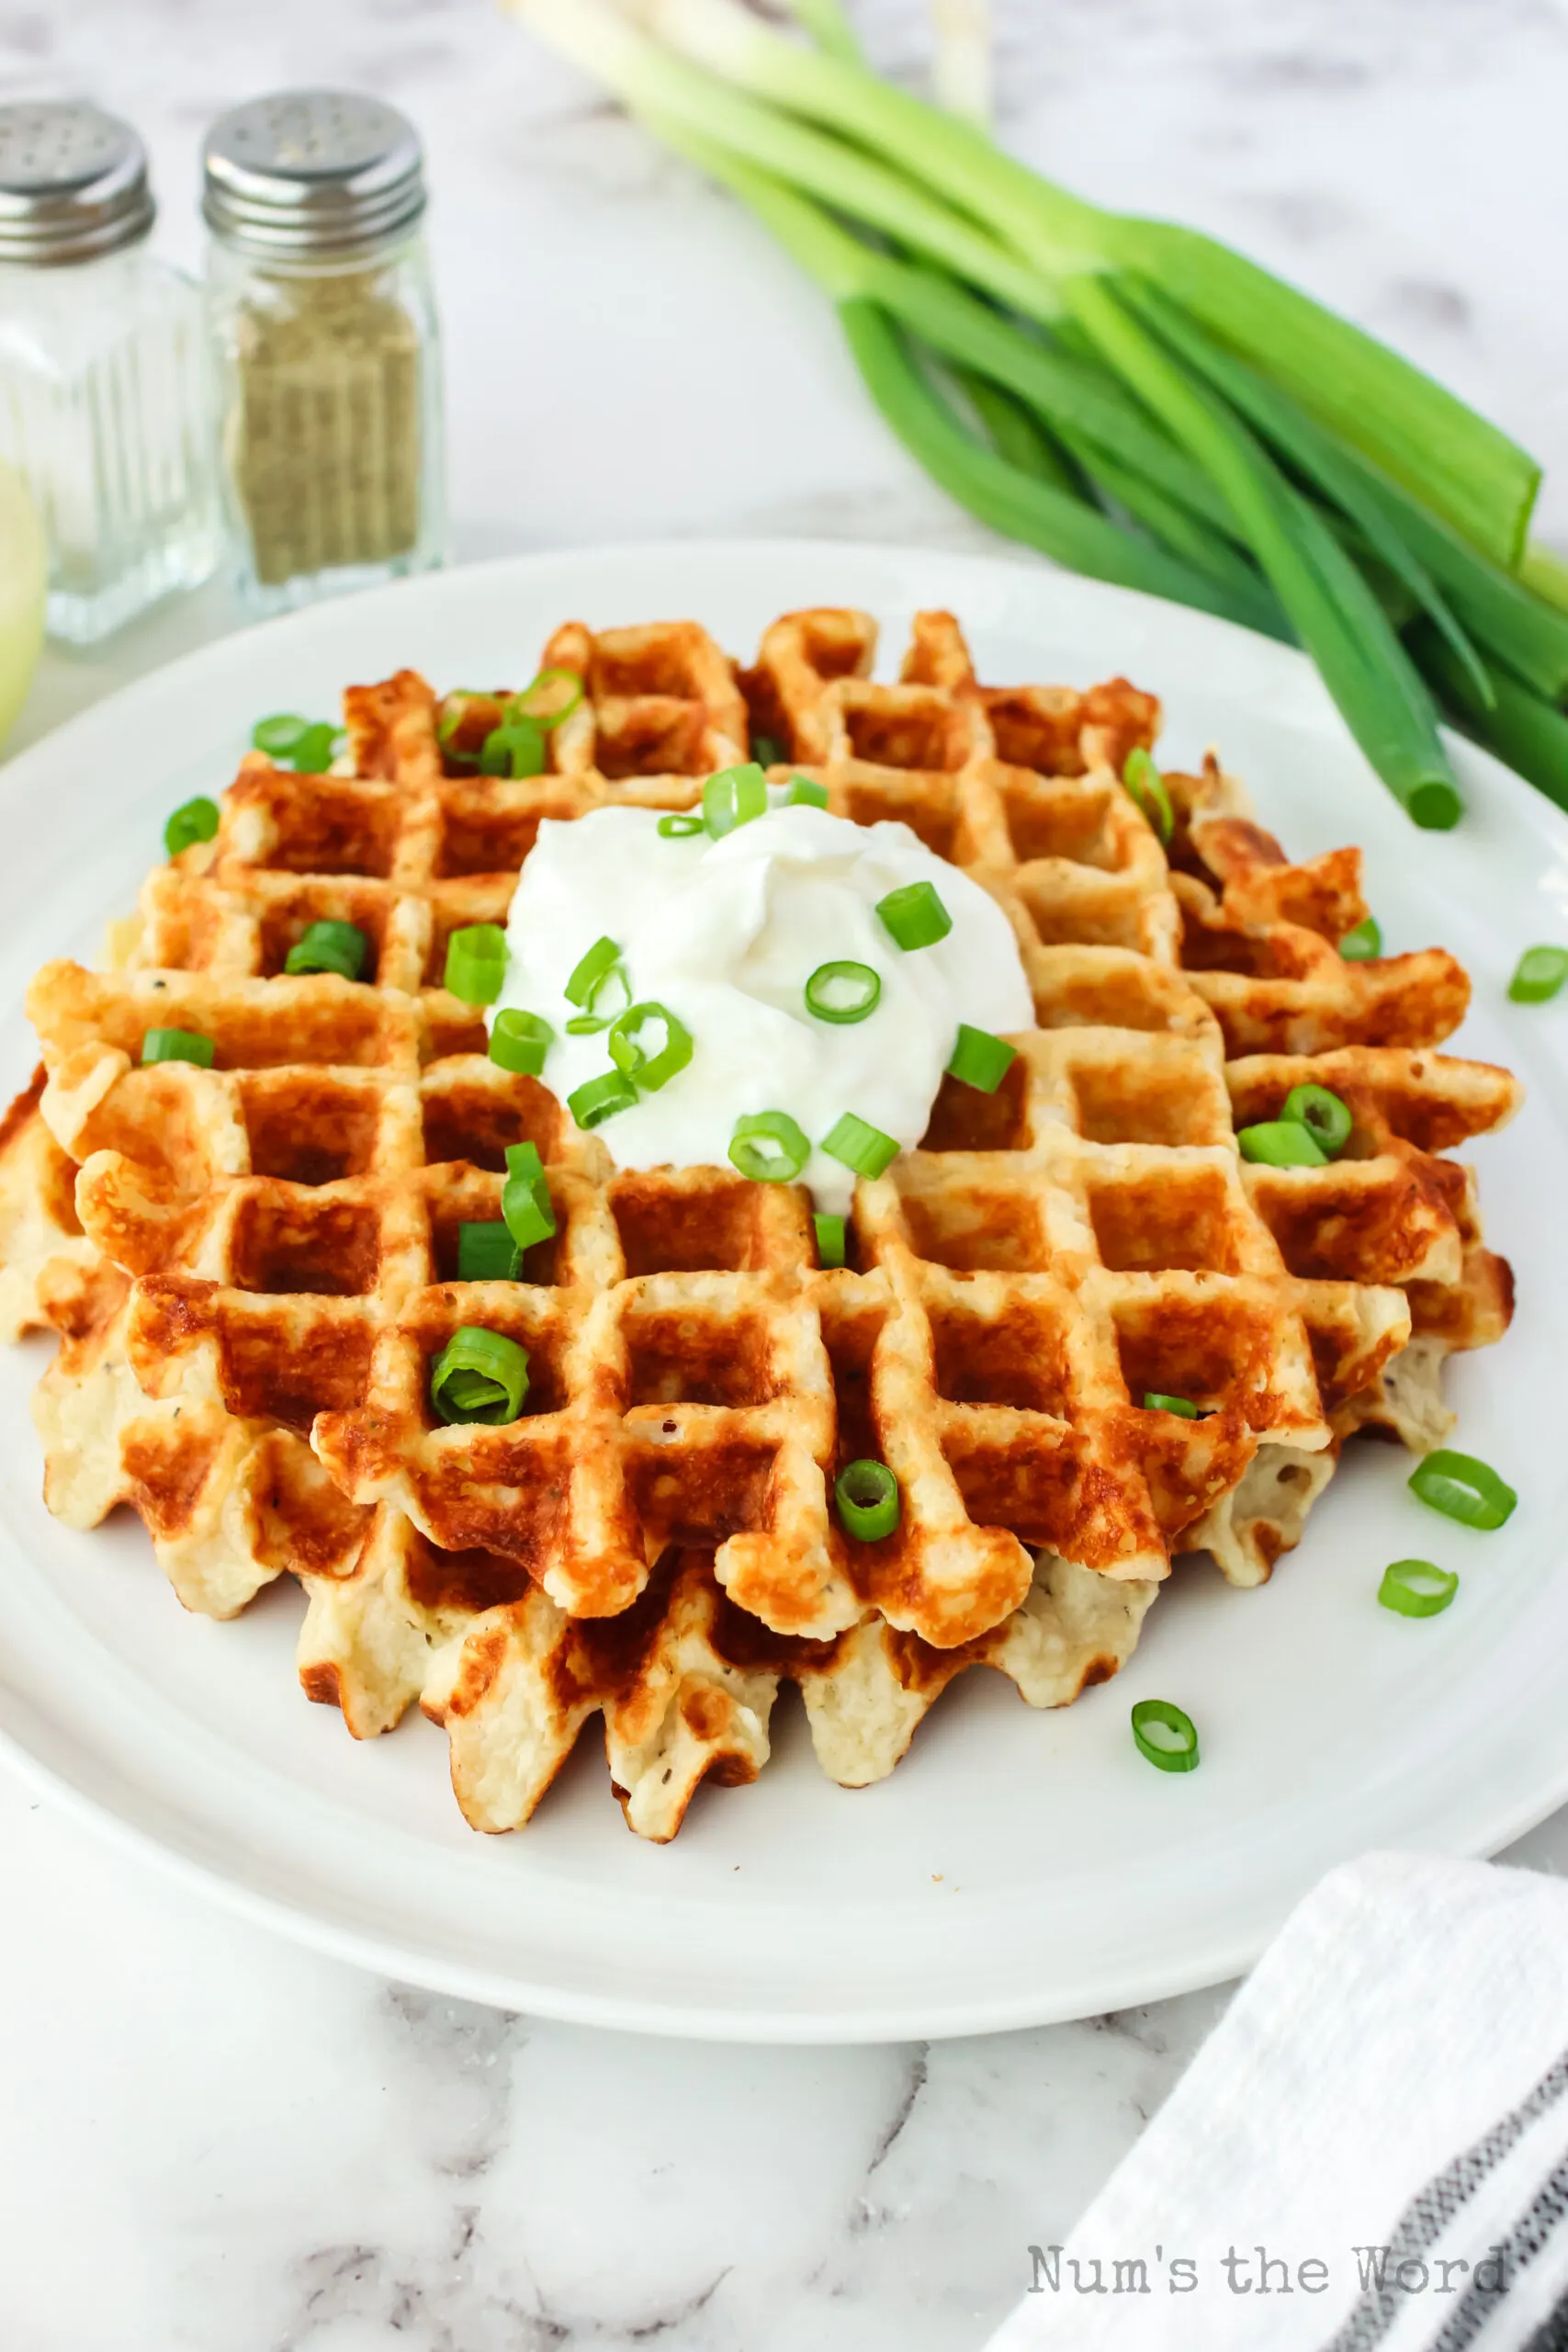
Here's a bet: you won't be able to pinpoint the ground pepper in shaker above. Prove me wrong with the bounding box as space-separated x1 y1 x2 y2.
201 90 446 614
0 102 218 645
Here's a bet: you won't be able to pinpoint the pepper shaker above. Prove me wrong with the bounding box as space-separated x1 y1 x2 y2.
201 90 446 615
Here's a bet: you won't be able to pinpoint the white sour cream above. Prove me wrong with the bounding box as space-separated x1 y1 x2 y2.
491 803 1033 1216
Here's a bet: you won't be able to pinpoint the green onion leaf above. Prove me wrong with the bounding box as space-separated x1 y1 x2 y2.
289 722 342 775
804 960 881 1024
429 1325 529 1426
729 1109 811 1183
1131 1698 1200 1773
513 667 584 728
822 1111 899 1180
1509 946 1568 1004
568 1070 637 1129
489 1008 554 1077
1338 917 1382 961
751 733 784 768
252 713 310 758
1378 1557 1459 1619
502 1140 558 1253
657 811 706 838
141 1027 215 1069
876 880 952 951
444 923 508 1006
1143 1392 1201 1419
1238 1119 1328 1169
564 934 623 1008
1407 1449 1517 1531
947 1023 1016 1093
564 959 632 1035
1281 1082 1352 1157
834 1457 900 1541
284 920 369 982
607 1000 694 1091
703 763 769 837
164 797 220 857
813 1210 846 1268
479 718 547 779
457 1223 522 1282
1122 747 1174 844
784 775 829 808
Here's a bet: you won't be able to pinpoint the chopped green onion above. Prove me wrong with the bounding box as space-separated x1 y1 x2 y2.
804 960 881 1024
564 934 624 1007
1338 917 1383 961
1407 1448 1517 1531
141 1027 215 1069
751 732 784 767
1378 1557 1459 1618
1143 1392 1201 1419
284 920 369 982
784 775 829 808
436 692 486 748
289 722 343 775
502 1140 557 1253
834 1457 900 1542
429 1325 529 1426
479 718 547 778
703 763 769 837
251 713 311 758
568 1070 637 1129
489 1008 554 1077
1122 747 1174 844
607 1001 694 1091
1131 1699 1200 1774
1281 1082 1352 1157
729 1109 811 1182
164 796 220 857
822 1111 900 1180
813 1210 846 1268
564 959 632 1034
876 880 952 951
947 1023 1016 1093
513 667 583 727
444 923 509 1006
1238 1119 1328 1169
457 1223 522 1282
657 811 706 838
1509 945 1568 1004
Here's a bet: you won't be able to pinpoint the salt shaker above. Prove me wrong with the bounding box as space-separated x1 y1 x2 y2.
201 91 446 616
0 102 219 645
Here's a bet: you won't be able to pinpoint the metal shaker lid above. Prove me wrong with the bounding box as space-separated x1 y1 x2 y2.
0 101 155 266
202 90 426 260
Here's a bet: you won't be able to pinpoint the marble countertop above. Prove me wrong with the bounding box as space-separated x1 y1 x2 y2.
4 5 1568 2347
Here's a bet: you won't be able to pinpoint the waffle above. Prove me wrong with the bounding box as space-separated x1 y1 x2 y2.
0 605 1520 1839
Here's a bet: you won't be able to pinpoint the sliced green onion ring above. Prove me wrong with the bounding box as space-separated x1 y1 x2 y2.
252 713 310 759
1131 1699 1200 1773
444 922 508 1006
513 667 584 728
813 1211 847 1269
834 1458 900 1542
564 960 632 1035
1509 945 1568 1004
1408 1448 1517 1531
489 1008 554 1078
429 1325 530 1426
804 960 881 1024
1143 1392 1202 1419
729 1110 811 1183
657 811 705 839
1338 917 1383 961
876 880 952 951
457 1222 522 1282
784 775 829 808
288 721 342 775
1122 747 1175 844
751 733 783 768
284 920 369 981
564 934 623 1008
164 796 220 857
947 1023 1017 1093
822 1111 900 1180
1378 1557 1459 1618
568 1070 637 1130
607 1001 694 1091
141 1027 215 1069
502 1140 557 1254
479 718 547 778
703 763 769 838
1238 1119 1328 1169
1281 1082 1353 1157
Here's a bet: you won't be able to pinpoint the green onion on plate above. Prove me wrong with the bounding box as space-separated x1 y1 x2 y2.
1509 945 1568 1003
164 797 220 857
1378 1557 1459 1618
1131 1699 1201 1773
1407 1448 1517 1530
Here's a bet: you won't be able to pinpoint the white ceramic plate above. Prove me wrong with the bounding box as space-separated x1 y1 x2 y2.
2 540 1565 2043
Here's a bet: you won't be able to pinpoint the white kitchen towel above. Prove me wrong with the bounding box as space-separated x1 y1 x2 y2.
985 1851 1568 2352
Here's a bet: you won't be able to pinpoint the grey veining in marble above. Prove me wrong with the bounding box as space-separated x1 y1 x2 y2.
2 5 1566 2348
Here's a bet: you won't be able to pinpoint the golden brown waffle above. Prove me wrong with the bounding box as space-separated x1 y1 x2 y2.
0 604 1521 1839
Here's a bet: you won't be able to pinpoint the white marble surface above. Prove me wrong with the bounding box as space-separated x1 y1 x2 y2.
3 4 1568 2347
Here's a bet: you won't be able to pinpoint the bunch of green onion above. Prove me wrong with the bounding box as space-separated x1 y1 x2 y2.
508 0 1568 830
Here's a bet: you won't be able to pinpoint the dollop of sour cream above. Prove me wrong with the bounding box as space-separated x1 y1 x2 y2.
491 803 1033 1216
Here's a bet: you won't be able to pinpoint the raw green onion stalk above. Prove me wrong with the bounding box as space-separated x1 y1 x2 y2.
506 0 1568 827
